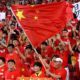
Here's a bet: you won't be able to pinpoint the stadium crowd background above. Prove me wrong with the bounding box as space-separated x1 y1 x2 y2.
0 0 80 80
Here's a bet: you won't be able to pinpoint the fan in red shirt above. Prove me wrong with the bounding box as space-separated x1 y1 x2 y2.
6 44 22 69
16 44 35 76
46 57 67 80
0 57 7 80
41 41 54 60
5 59 21 80
31 62 46 78
0 30 7 58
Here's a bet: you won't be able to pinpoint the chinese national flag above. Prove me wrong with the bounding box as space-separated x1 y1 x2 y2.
11 2 66 47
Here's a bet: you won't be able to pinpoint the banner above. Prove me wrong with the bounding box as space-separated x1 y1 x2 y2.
17 77 53 80
73 2 80 20
0 12 6 21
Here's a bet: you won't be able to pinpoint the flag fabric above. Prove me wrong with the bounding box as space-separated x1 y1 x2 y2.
66 2 73 22
11 2 67 47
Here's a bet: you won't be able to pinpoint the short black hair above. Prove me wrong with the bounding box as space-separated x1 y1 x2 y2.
41 41 47 46
3 30 8 35
8 44 14 48
2 19 6 22
52 55 59 59
62 28 68 32
10 34 17 40
73 13 77 19
34 62 42 68
0 57 5 63
14 30 19 36
8 59 15 64
10 23 15 26
25 44 33 50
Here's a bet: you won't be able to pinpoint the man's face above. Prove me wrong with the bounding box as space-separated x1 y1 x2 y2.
62 31 68 37
58 43 65 51
13 40 19 46
8 62 15 69
53 61 61 69
41 44 46 50
33 66 41 72
0 60 3 65
25 48 31 54
8 46 13 53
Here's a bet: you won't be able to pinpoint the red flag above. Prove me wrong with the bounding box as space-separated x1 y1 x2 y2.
11 2 66 47
66 2 73 22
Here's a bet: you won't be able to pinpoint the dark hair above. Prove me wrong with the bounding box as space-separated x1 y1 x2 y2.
14 30 19 36
41 41 47 46
3 30 8 35
62 28 68 32
25 44 33 50
73 13 77 19
8 44 14 48
8 59 15 64
52 55 59 58
10 34 17 40
34 62 42 68
0 57 5 63
2 19 6 22
10 23 15 26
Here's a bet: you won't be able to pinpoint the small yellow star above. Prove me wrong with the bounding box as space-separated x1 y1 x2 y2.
20 76 25 80
34 16 38 20
11 75 14 79
21 68 25 72
16 9 25 20
1 69 4 72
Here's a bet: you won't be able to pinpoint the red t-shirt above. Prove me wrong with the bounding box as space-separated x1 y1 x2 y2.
6 52 22 68
53 68 67 80
41 46 54 58
0 64 7 80
5 68 21 80
31 70 45 78
50 61 55 73
54 50 69 67
0 48 8 58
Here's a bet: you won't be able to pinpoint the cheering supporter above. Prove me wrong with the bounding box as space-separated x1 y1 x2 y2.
31 62 46 77
46 57 67 80
6 44 22 69
41 42 54 60
16 44 35 76
5 59 21 80
0 57 6 80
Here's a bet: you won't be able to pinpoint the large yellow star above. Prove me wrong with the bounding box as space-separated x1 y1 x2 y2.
19 76 26 80
16 10 25 20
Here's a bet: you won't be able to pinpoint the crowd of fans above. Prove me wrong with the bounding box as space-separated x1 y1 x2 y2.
0 0 80 80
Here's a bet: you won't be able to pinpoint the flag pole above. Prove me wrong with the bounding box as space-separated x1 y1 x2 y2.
10 7 47 70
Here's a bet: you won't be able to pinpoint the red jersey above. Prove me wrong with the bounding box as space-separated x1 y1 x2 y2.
53 68 67 80
55 50 69 67
6 52 22 68
41 46 54 58
31 70 45 78
0 48 8 58
5 68 21 80
0 64 7 80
